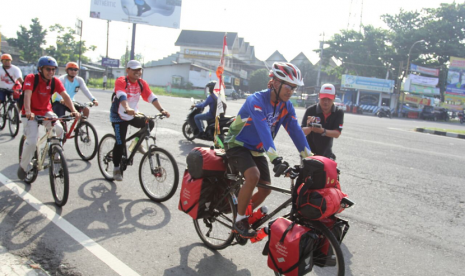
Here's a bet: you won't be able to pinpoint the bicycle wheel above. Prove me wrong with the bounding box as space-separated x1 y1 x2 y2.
74 121 98 161
139 147 179 202
8 104 20 137
49 146 69 207
97 134 116 181
193 191 236 250
18 135 39 184
0 103 6 130
182 122 195 141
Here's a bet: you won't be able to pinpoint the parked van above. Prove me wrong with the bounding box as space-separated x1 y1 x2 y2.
224 84 235 96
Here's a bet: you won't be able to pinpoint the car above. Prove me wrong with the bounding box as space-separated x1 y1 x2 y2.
334 98 346 110
420 106 449 121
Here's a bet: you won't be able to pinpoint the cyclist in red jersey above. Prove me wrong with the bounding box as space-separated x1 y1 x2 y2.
17 56 80 180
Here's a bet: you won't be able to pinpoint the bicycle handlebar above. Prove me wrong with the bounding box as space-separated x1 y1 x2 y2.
0 88 14 93
35 115 75 122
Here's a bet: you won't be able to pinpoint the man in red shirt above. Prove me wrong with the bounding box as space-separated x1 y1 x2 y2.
18 56 80 180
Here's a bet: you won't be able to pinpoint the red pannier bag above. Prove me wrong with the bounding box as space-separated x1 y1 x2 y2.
266 217 318 276
178 170 215 219
296 186 347 221
186 147 226 179
299 156 340 190
313 216 350 267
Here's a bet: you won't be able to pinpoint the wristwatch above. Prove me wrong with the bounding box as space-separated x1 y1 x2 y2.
321 129 327 136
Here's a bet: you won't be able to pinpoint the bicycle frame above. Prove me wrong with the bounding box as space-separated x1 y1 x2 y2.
34 125 61 171
62 102 94 141
121 116 158 168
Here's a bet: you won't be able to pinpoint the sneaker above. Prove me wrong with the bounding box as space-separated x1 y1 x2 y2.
17 166 27 180
113 168 123 181
233 218 257 239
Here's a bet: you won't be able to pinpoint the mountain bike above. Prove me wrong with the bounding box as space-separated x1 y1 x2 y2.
97 114 179 202
61 102 98 161
192 153 355 276
18 115 75 206
0 88 21 137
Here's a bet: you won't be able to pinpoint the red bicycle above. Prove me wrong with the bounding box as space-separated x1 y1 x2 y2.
62 102 98 161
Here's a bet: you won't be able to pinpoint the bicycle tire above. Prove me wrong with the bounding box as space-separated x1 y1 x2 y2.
182 122 195 141
139 147 179 202
193 191 236 250
74 120 98 161
97 134 116 181
49 146 69 207
18 135 38 184
8 104 20 137
0 103 6 130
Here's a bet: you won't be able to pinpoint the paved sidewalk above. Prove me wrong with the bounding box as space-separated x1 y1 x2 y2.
0 246 48 276
415 128 465 139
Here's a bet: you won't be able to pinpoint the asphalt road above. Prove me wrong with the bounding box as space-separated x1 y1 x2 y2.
1 89 464 276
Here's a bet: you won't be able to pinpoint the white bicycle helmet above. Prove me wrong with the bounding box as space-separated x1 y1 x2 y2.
269 62 304 86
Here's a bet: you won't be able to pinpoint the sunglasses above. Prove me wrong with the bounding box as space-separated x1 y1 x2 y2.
281 82 297 91
68 68 79 72
43 67 56 72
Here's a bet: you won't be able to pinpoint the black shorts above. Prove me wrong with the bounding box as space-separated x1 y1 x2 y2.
226 146 271 183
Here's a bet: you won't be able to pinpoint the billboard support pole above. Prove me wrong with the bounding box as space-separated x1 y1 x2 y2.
130 23 136 60
106 20 109 77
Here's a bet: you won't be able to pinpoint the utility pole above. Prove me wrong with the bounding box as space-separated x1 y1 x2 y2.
130 23 136 60
316 34 325 92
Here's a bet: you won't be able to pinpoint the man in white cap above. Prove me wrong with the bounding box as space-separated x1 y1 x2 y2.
110 60 170 181
301 83 344 160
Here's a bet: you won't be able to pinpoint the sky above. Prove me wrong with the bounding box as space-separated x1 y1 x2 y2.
0 0 458 66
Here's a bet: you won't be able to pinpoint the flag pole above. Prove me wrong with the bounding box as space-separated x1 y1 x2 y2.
213 33 228 149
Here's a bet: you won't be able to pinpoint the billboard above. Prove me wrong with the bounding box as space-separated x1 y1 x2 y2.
341 74 394 93
445 56 465 104
410 63 439 77
89 0 182 28
102 58 120 67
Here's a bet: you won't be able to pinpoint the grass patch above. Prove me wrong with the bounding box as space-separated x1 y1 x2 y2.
423 127 465 134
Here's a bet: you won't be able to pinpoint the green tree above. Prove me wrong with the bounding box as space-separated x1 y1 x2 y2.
382 2 465 66
317 25 395 80
45 24 96 66
249 69 269 92
7 18 47 63
120 50 144 68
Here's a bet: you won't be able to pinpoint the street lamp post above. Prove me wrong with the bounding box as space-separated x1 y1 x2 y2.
399 40 425 115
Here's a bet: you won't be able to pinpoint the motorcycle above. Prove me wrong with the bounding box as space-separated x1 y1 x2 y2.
231 91 238 100
376 106 391 118
458 111 464 124
182 98 235 142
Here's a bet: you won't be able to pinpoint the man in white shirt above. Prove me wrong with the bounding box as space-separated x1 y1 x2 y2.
0 54 23 103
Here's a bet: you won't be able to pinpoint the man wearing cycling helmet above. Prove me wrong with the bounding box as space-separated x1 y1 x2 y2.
52 62 99 118
0 54 23 103
110 60 170 181
224 62 312 238
191 81 223 138
301 83 344 160
18 56 80 180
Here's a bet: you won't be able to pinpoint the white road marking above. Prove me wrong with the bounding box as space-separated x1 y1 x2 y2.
0 174 140 276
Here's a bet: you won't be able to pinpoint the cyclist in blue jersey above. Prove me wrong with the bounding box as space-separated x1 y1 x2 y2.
52 62 98 118
224 62 312 238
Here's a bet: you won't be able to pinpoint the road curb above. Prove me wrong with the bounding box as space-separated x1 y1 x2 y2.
415 128 465 139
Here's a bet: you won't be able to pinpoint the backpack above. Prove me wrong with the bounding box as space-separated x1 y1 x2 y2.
186 147 226 179
18 74 55 111
264 217 318 276
313 216 350 267
178 170 217 219
111 77 143 102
